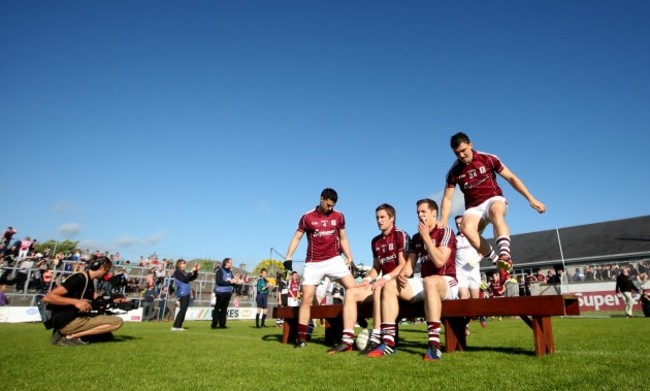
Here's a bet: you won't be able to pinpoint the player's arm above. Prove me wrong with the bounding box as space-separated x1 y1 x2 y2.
439 186 456 226
374 251 406 291
398 252 416 288
498 166 546 213
43 285 92 312
360 258 380 286
285 230 304 261
420 228 452 269
338 228 353 266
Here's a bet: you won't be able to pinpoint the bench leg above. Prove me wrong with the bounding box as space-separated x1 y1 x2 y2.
443 317 468 353
531 316 554 356
324 318 343 346
282 318 292 344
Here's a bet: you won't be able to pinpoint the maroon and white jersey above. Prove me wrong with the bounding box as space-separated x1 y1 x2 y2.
446 150 505 209
409 226 456 278
288 279 301 298
489 279 504 297
297 207 346 262
371 227 411 275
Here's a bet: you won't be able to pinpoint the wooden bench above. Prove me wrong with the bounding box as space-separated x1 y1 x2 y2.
272 295 580 356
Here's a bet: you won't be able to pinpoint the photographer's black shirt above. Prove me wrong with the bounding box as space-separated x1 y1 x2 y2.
51 272 95 329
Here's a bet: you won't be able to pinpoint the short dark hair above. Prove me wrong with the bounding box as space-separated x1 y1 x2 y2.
450 132 471 149
321 188 338 202
175 259 186 268
416 198 439 213
260 268 267 273
96 256 113 270
376 203 396 220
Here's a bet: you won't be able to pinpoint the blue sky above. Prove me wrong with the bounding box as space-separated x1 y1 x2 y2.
1 1 648 273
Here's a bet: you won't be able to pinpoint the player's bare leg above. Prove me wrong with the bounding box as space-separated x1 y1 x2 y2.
366 280 400 357
488 200 512 271
328 276 371 354
423 276 448 361
295 284 316 347
460 214 493 256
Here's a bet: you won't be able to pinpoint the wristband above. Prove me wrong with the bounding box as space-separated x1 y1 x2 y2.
382 274 392 281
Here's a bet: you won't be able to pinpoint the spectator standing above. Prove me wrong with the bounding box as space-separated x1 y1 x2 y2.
15 256 34 293
0 284 8 306
572 267 585 282
211 257 241 329
171 259 199 331
489 273 506 298
275 271 289 327
1 227 17 249
18 237 32 259
255 268 271 328
141 283 157 321
287 271 301 307
547 269 566 285
615 266 641 318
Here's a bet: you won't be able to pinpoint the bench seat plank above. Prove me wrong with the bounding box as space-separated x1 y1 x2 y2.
272 295 579 356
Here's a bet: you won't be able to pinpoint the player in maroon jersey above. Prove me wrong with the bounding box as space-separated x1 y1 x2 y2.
398 199 458 361
285 188 357 348
328 203 410 355
440 132 546 273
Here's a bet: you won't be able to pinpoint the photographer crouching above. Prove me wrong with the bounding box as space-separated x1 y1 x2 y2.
42 256 124 346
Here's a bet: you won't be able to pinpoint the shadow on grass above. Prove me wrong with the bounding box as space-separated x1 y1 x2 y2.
394 341 534 357
262 334 284 343
84 334 139 344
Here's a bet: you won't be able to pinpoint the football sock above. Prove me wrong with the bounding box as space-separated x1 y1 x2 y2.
427 321 441 348
381 323 396 347
370 329 382 345
496 236 511 260
298 323 308 342
341 329 355 346
484 248 499 263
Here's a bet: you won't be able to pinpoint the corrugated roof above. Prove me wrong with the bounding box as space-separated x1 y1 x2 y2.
479 215 650 268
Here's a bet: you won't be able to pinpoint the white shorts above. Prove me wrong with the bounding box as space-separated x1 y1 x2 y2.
456 264 482 290
407 275 459 302
302 256 352 286
464 196 508 228
287 297 300 307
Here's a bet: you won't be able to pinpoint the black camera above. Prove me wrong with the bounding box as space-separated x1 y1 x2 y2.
92 273 139 314
92 293 138 314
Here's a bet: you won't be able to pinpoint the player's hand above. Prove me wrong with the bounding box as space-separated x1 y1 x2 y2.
75 299 92 313
418 222 429 237
530 199 546 213
373 278 387 291
397 273 408 288
357 279 370 288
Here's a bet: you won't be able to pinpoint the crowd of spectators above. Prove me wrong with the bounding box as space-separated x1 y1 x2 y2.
0 226 258 311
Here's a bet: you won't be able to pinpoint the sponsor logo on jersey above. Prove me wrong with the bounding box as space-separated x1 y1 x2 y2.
313 229 336 238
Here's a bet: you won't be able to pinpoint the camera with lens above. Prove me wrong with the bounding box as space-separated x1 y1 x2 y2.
92 273 139 314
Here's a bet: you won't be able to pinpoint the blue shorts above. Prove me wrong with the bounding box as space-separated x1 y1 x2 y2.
256 293 268 309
